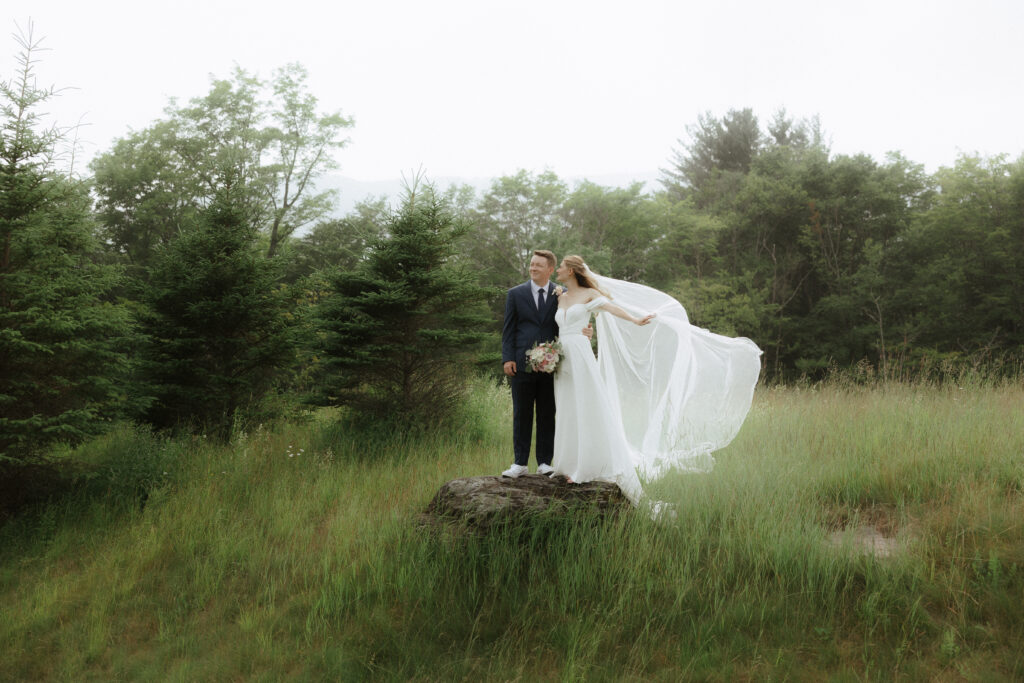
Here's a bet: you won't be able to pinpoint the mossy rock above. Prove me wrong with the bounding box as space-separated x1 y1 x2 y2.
423 474 629 530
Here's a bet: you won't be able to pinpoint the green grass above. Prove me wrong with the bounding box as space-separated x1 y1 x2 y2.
2 378 1023 680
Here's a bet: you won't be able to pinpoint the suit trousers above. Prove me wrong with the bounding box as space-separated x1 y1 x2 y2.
509 370 555 467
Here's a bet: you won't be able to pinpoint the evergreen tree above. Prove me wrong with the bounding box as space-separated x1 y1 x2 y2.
141 198 293 439
1 25 136 462
313 186 492 425
661 108 763 207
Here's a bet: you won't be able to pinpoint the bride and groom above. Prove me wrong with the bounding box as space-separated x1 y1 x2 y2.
501 249 763 504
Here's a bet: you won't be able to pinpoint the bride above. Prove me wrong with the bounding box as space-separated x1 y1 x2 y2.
551 255 762 505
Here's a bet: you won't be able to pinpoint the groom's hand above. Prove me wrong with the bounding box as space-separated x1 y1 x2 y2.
582 324 594 340
503 361 517 377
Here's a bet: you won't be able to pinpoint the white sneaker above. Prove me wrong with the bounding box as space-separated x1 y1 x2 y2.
536 464 555 476
502 464 529 478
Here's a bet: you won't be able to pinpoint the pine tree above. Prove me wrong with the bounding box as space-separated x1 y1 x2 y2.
142 198 294 439
1 26 137 462
313 187 491 426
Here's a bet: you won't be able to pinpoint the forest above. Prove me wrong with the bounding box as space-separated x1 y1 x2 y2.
4 27 1024 681
5 31 1023 471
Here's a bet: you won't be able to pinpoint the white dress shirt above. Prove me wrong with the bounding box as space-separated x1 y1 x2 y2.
533 281 550 308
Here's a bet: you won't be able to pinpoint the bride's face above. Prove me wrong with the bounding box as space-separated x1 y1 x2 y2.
556 261 570 282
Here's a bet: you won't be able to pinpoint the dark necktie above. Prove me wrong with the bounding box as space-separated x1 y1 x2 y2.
537 287 545 311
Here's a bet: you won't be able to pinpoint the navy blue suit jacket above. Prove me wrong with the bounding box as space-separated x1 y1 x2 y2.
502 281 559 371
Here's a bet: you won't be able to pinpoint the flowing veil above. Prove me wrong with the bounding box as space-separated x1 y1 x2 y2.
586 267 763 479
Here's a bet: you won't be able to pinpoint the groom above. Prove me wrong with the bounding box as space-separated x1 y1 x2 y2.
500 250 589 478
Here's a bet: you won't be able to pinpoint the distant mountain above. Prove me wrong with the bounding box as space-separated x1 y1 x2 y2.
318 171 663 217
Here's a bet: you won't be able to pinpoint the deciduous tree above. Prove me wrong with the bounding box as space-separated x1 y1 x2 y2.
91 64 352 264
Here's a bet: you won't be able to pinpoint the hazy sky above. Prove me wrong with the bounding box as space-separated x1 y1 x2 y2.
12 0 1024 183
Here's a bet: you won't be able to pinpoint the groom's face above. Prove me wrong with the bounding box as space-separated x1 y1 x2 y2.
529 255 555 285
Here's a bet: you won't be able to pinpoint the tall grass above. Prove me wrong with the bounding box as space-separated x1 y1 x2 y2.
1 377 1023 680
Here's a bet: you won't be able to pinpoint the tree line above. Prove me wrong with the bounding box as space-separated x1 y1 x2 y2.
3 31 1023 467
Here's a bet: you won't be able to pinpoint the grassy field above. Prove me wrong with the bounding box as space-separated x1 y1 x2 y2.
2 377 1023 681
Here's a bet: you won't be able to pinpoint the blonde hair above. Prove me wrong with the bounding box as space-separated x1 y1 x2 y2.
562 255 610 298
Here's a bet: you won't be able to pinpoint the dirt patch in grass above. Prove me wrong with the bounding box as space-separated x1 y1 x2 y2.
826 504 910 558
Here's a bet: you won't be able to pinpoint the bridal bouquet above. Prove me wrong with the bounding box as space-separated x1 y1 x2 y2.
524 339 564 374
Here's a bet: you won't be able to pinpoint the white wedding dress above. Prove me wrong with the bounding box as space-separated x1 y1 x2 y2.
551 272 763 506
553 298 645 502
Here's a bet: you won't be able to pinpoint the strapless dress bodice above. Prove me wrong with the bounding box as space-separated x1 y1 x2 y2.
556 297 608 333
555 303 589 333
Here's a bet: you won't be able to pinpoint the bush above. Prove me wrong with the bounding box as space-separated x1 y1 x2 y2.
72 423 182 505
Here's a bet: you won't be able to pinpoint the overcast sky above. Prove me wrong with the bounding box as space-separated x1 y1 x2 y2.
12 0 1024 184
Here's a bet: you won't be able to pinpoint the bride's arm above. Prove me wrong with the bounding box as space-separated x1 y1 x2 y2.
595 299 655 326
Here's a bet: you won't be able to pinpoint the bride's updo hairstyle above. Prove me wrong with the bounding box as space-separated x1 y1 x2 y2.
563 255 611 298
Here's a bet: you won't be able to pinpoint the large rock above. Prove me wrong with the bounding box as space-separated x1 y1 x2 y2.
423 473 629 528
